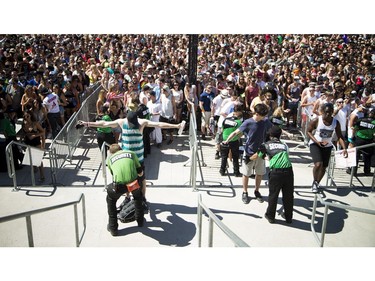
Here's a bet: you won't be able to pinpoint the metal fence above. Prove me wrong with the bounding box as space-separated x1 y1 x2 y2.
197 194 249 247
0 193 86 247
311 192 375 247
48 82 102 183
325 143 375 189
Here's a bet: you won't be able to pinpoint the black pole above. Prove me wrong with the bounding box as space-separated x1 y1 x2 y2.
188 34 198 85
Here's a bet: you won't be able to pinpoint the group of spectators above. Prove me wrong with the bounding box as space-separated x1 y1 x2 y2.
1 34 374 175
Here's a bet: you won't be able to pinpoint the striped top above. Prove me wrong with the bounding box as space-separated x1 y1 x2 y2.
121 121 144 163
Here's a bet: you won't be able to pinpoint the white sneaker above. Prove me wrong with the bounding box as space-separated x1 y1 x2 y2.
311 181 319 193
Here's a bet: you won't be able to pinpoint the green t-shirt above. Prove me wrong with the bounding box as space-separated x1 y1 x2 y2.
355 117 375 140
222 116 242 142
106 149 141 184
97 115 113 134
0 118 16 138
258 139 292 169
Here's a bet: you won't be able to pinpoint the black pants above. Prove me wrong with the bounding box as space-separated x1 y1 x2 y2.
143 127 153 156
47 112 61 139
354 137 373 174
220 140 240 174
106 181 144 231
97 132 116 156
266 168 294 221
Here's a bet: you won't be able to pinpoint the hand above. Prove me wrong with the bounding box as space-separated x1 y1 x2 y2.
342 149 348 158
319 141 328 147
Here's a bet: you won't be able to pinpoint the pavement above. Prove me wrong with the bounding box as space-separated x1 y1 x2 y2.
0 127 374 248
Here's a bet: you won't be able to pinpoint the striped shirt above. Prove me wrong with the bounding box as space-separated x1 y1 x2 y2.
121 121 144 163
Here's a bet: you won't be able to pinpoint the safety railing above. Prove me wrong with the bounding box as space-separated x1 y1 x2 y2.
101 141 111 191
294 107 314 149
197 194 249 247
310 192 375 247
183 99 205 191
6 141 48 191
326 143 375 188
48 82 102 181
0 193 86 247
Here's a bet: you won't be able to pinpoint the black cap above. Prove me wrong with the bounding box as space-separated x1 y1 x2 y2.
126 111 140 129
268 125 282 139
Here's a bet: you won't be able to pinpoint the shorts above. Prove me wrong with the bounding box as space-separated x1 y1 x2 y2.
201 111 211 128
309 143 333 167
288 101 299 114
240 156 266 176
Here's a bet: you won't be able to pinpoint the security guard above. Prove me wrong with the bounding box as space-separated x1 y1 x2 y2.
254 125 294 224
353 107 375 176
106 144 144 236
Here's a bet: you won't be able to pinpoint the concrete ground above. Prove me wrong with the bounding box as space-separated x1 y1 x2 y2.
0 128 374 248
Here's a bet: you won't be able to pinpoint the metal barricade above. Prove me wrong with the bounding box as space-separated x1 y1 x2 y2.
0 193 86 247
48 83 102 181
5 141 47 191
197 194 249 247
311 192 375 247
326 143 375 188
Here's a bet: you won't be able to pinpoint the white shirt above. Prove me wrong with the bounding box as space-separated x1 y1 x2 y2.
43 93 60 113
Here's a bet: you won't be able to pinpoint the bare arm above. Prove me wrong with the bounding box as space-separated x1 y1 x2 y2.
223 128 242 144
78 119 122 129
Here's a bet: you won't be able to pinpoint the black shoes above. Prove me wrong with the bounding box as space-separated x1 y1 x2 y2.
107 225 118 236
215 151 220 159
254 190 264 203
242 192 249 204
264 213 275 224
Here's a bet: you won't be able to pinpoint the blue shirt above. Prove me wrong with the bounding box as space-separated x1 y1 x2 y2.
239 117 273 156
199 91 215 111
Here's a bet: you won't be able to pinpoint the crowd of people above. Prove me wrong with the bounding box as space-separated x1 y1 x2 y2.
1 34 374 228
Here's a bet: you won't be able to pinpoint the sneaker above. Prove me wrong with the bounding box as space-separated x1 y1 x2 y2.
107 225 118 236
264 213 275 224
215 151 220 159
201 134 206 140
234 172 242 177
242 192 250 204
311 181 319 193
254 190 264 203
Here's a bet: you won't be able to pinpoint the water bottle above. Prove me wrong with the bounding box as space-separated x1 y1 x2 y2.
178 120 186 135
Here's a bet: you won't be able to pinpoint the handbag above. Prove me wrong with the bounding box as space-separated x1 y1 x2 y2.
126 179 140 192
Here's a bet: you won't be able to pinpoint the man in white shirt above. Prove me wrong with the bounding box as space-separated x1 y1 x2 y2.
42 88 61 139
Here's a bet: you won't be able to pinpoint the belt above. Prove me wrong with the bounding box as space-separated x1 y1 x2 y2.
270 167 292 172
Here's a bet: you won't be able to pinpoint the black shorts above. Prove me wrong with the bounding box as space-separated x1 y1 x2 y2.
309 143 333 167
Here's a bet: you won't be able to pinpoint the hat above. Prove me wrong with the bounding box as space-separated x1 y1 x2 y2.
309 82 316 87
268 125 282 139
294 76 300 80
336 98 344 103
126 111 140 129
142 85 151 91
320 64 325 68
162 85 170 91
149 91 156 96
220 89 229 98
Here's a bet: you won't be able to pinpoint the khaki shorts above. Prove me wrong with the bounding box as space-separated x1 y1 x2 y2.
201 111 211 128
241 156 266 176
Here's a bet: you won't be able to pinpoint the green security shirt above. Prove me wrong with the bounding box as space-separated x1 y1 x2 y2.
355 117 375 140
106 149 141 184
222 116 242 142
258 139 292 169
97 115 113 134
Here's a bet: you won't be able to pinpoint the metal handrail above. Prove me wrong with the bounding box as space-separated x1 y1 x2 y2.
326 142 375 188
5 141 47 191
310 192 375 247
0 193 86 247
197 194 249 247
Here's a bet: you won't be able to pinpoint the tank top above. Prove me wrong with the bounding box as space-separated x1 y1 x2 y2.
309 116 337 147
121 121 144 163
